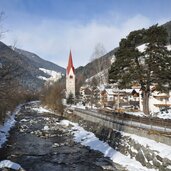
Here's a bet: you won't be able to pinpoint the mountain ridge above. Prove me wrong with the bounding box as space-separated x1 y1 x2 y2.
75 20 171 88
14 48 65 74
0 41 65 91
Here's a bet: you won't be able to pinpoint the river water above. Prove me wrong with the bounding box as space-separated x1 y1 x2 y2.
0 102 119 171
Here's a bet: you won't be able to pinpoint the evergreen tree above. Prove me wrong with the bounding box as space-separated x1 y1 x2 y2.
109 25 171 115
67 93 74 105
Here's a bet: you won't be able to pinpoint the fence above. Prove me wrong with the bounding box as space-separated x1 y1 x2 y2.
74 108 171 133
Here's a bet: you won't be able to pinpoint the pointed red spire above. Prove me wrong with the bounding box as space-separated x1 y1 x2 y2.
67 50 75 75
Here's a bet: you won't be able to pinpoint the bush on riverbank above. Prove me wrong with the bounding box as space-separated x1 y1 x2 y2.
0 89 39 124
40 82 64 115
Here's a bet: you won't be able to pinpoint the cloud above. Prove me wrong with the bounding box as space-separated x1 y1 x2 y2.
3 13 153 68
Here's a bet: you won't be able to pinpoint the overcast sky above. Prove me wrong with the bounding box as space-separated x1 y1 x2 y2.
0 0 171 68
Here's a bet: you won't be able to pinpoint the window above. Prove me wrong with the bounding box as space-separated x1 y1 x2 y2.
70 75 73 79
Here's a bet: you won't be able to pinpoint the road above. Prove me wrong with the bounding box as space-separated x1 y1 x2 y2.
0 102 120 171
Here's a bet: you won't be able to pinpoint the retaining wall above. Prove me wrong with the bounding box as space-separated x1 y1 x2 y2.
73 109 171 146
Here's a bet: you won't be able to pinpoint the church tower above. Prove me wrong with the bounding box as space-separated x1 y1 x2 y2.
66 50 75 98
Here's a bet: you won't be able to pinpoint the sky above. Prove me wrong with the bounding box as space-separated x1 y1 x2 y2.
0 0 171 68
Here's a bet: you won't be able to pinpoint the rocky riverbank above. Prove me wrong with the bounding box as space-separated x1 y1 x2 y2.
65 110 171 171
0 102 119 171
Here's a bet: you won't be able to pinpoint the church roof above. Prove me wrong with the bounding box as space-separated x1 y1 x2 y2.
67 50 75 75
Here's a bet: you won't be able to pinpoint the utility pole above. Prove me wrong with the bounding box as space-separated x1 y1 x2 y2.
117 90 120 110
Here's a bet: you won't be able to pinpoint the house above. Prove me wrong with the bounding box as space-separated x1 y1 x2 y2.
100 87 140 110
80 86 101 107
100 88 114 107
139 91 171 113
79 86 92 104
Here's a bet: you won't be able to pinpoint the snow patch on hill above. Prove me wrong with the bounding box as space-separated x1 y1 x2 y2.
85 69 108 84
136 44 147 52
167 45 171 51
137 44 171 52
38 68 63 83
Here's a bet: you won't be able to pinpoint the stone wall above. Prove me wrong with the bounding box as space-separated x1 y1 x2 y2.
73 109 171 146
65 111 171 171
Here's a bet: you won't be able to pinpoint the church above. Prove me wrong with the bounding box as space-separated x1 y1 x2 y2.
66 50 75 98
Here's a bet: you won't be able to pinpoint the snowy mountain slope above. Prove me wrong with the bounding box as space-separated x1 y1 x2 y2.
75 48 117 87
14 48 65 74
136 43 171 52
38 68 63 82
0 41 65 91
0 41 43 90
163 20 171 44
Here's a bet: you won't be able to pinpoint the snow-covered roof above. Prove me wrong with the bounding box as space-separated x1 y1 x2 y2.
113 89 128 93
123 89 133 93
105 88 114 95
152 92 169 98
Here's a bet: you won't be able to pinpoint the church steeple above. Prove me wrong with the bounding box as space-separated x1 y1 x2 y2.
66 50 75 98
67 50 75 75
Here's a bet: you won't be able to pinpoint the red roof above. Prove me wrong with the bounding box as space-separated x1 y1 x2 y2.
66 50 75 75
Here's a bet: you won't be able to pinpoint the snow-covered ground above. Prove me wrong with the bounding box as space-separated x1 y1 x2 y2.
2 103 170 170
85 69 108 84
0 105 22 148
166 44 171 51
125 111 145 117
121 131 171 161
74 103 171 120
155 109 171 119
32 106 55 114
0 160 22 170
136 43 148 52
59 119 156 171
126 109 171 119
38 68 62 82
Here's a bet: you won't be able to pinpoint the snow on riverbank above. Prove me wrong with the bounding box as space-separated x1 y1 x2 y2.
121 131 171 161
59 120 155 171
0 160 22 170
0 105 22 148
32 106 55 114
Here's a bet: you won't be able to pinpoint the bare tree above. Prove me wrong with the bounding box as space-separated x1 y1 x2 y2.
11 38 19 50
41 82 64 115
0 11 7 40
90 43 107 85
